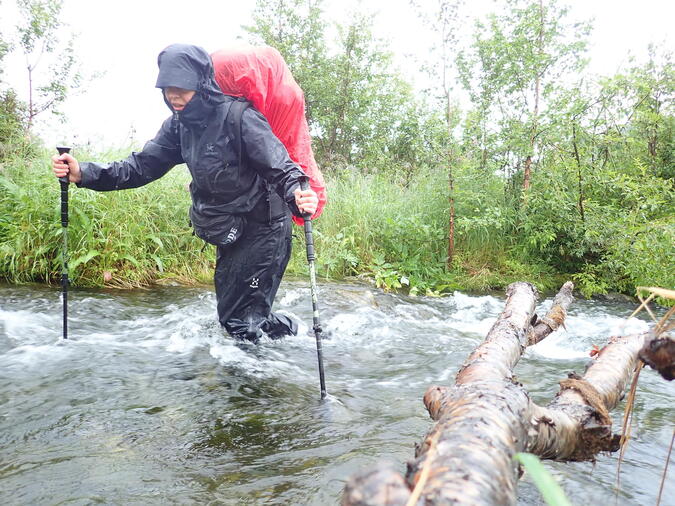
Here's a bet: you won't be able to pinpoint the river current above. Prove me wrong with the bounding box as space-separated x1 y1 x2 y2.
0 281 672 505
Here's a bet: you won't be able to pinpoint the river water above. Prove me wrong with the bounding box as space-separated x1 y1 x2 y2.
0 281 672 505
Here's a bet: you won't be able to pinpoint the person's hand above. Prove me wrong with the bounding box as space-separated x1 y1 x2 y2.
294 186 318 216
51 153 82 184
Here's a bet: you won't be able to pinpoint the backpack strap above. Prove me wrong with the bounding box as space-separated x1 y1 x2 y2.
226 96 250 172
226 96 284 225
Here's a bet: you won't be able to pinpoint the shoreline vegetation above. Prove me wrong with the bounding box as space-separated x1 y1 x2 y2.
0 145 671 302
1 1 672 303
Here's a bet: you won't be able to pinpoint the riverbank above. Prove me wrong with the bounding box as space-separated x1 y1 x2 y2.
1 148 672 300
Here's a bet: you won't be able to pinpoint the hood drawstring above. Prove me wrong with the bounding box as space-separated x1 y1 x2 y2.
199 78 211 101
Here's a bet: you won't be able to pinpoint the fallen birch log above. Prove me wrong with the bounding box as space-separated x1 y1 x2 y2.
342 281 648 506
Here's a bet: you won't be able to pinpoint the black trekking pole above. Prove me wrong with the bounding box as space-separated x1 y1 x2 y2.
56 146 71 340
300 179 327 399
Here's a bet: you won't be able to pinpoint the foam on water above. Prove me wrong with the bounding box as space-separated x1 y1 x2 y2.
207 337 314 381
323 311 372 343
0 285 651 380
528 331 590 360
279 288 309 306
394 303 438 319
0 309 59 342
1 342 74 369
166 319 212 353
528 315 651 360
451 291 504 313
141 297 322 383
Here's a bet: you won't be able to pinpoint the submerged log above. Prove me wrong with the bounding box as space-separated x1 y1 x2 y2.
342 281 648 506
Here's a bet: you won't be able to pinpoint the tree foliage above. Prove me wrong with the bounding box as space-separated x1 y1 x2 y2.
245 0 431 174
0 2 31 161
13 0 83 128
457 0 592 184
244 0 328 126
239 0 675 296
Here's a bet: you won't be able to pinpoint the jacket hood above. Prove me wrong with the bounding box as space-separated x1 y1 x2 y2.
156 44 225 125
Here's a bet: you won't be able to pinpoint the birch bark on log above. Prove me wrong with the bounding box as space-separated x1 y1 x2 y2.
342 281 648 506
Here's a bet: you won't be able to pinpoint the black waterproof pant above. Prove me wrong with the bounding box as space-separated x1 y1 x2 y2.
214 210 298 342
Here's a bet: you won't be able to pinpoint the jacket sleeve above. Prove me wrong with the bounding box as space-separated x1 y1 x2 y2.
240 107 307 215
78 117 184 191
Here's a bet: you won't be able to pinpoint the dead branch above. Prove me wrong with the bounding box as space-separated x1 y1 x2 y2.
639 332 675 381
528 281 574 346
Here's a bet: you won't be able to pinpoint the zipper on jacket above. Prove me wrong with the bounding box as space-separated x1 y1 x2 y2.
267 185 272 225
172 111 179 134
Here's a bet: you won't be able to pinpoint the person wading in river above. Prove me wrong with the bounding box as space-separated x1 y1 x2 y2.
52 43 318 343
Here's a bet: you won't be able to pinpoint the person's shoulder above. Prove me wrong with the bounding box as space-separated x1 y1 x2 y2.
240 102 267 124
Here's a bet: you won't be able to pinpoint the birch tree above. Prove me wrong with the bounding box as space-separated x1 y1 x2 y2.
458 0 590 199
14 0 83 129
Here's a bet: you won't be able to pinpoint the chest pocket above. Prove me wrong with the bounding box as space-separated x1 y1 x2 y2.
183 98 251 196
183 134 239 197
205 137 240 193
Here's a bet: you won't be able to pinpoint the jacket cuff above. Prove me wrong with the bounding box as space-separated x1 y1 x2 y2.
76 162 93 188
286 182 302 217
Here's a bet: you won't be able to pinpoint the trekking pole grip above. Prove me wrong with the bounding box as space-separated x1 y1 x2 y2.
56 146 71 227
56 146 71 184
299 179 315 262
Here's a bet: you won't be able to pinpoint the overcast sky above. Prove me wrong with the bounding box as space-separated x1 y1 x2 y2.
2 0 672 149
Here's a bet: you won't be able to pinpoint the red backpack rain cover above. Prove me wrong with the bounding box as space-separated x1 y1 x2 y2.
211 46 327 225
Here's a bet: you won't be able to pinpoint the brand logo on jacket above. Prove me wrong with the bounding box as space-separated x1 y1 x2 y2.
249 277 259 289
226 227 238 243
205 143 215 153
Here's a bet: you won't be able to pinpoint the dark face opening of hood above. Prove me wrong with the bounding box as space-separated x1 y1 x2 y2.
156 43 225 122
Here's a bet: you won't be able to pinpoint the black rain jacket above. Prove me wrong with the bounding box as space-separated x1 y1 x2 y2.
78 44 305 244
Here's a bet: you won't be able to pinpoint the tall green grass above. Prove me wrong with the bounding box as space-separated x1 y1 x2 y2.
0 146 213 287
0 150 536 292
1 148 671 297
286 167 561 295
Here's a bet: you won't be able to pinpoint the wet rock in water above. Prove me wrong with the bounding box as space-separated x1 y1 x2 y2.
594 292 635 303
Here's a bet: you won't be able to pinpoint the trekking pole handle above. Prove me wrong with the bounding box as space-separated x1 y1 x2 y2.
56 147 71 228
299 179 315 262
56 146 71 185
